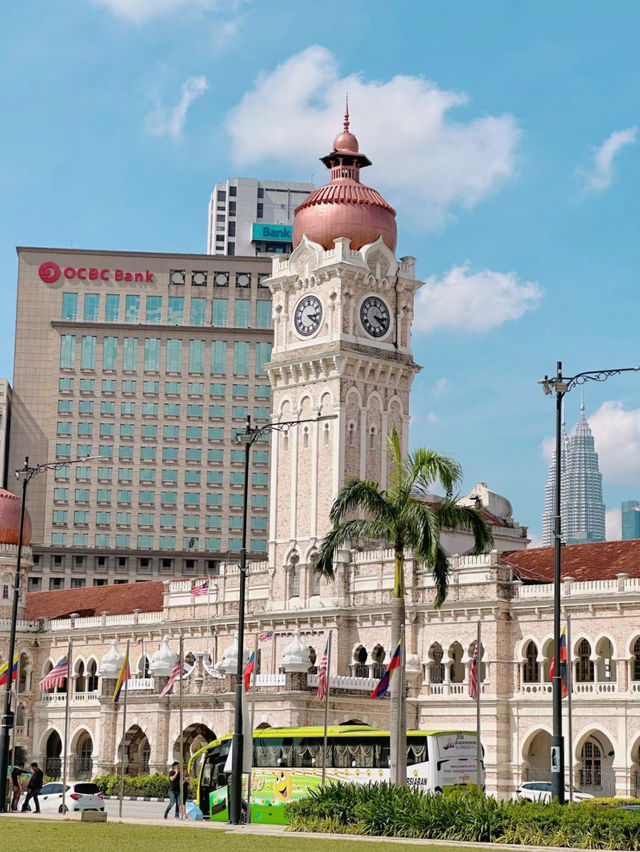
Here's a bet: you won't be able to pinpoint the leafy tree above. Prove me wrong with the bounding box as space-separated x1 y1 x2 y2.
315 427 493 785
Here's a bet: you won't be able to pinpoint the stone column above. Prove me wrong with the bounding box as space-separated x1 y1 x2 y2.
282 628 312 692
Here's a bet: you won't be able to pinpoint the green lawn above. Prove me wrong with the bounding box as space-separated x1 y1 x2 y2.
0 819 489 851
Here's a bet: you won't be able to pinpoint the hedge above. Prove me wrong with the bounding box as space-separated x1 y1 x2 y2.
285 783 640 849
93 773 173 798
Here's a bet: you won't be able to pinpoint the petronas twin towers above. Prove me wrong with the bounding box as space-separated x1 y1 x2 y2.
542 403 606 546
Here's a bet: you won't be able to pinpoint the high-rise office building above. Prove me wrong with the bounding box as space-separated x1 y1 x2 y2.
207 178 314 256
11 247 274 590
622 500 640 540
0 379 11 489
542 403 606 545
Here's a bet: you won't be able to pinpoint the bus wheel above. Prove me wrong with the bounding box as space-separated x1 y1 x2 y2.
241 802 248 824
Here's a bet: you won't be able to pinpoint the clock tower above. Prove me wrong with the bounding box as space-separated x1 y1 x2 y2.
265 109 423 607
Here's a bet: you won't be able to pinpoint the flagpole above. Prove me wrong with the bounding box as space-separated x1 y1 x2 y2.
476 621 482 791
246 632 258 823
566 612 574 803
118 640 130 819
179 635 184 821
322 631 332 786
10 655 20 773
62 638 72 815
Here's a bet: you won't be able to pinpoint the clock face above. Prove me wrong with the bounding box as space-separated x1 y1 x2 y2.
294 295 323 337
360 296 391 338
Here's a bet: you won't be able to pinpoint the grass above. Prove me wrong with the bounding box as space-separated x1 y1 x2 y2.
0 818 490 851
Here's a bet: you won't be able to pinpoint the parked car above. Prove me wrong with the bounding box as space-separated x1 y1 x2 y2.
25 781 105 813
516 781 594 803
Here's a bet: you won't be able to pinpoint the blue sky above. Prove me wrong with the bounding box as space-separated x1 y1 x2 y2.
2 1 639 542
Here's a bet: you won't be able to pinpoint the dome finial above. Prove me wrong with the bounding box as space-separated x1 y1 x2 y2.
344 93 349 132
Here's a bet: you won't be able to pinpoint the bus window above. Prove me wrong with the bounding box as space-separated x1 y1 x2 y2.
407 737 428 766
376 742 390 768
253 737 293 768
333 738 376 768
293 739 323 768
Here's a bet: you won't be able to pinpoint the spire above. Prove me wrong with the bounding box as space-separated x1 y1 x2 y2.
344 93 350 132
580 387 585 414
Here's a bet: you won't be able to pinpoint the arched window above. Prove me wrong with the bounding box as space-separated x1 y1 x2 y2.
137 655 150 678
448 642 464 683
523 641 539 683
348 422 356 447
576 639 594 683
634 638 640 682
581 740 602 787
87 659 99 692
308 646 317 673
75 661 86 693
309 563 321 597
354 646 368 678
371 645 386 679
303 426 309 449
16 704 25 727
1 574 11 601
289 562 300 598
428 643 444 684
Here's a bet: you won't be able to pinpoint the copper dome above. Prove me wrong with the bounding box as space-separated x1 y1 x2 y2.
0 488 31 546
293 106 397 252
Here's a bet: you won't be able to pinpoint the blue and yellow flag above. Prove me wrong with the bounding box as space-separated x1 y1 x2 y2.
112 652 130 706
0 653 18 688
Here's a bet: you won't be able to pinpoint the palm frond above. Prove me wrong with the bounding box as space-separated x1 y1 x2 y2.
315 518 392 579
329 478 394 526
431 544 451 609
434 500 494 554
408 450 462 499
400 501 440 565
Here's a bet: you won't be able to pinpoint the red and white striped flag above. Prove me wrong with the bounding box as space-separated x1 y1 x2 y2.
191 581 208 597
258 631 273 642
317 634 331 701
469 642 479 699
160 659 182 697
40 654 69 691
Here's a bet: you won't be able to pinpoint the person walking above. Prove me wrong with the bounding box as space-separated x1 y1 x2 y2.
163 761 180 819
21 762 43 813
10 762 25 811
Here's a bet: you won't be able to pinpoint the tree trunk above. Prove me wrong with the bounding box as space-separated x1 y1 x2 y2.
389 551 407 787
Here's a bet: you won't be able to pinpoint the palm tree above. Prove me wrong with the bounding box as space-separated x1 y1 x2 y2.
315 427 493 786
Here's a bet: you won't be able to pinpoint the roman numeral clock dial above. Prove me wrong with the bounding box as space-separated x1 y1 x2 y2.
294 294 323 337
360 296 390 338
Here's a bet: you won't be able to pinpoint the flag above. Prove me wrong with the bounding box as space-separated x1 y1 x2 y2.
371 640 401 699
549 626 568 699
40 654 69 691
161 659 181 697
112 651 130 705
243 651 255 692
258 631 273 642
133 639 144 647
0 653 18 688
191 581 208 597
469 642 479 699
317 635 331 701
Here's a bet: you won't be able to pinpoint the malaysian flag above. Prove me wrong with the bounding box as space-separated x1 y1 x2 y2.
258 631 273 642
191 581 209 597
549 625 568 699
40 654 69 691
161 659 182 697
317 634 331 701
469 642 479 699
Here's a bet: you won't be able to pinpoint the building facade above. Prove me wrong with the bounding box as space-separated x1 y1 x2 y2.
0 380 11 490
207 178 314 257
11 248 276 590
622 501 640 541
542 405 605 546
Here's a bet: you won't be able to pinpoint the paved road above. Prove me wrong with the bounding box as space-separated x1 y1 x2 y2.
105 798 172 820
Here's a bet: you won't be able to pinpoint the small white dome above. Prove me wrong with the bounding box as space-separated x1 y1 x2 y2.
281 628 310 673
220 634 249 675
150 635 178 676
405 652 421 677
99 639 124 677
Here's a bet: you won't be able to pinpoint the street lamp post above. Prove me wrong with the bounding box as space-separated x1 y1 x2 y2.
228 413 336 826
539 362 639 804
0 455 105 811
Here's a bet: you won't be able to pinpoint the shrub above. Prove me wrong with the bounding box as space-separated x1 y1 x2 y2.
286 782 640 849
93 773 173 798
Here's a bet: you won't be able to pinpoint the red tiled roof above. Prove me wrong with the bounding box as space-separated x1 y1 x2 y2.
26 580 164 620
502 539 640 583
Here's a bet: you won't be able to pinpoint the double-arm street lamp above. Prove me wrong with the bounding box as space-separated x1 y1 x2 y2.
229 413 336 825
539 362 639 804
0 455 105 811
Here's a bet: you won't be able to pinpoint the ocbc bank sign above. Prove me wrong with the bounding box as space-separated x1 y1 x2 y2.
38 261 154 284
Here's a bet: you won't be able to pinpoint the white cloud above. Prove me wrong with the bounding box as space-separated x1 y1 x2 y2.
541 436 555 464
226 46 520 226
579 127 638 192
145 76 208 139
606 507 622 541
92 0 244 24
435 377 450 394
527 530 544 550
588 401 640 484
426 412 439 424
414 262 542 333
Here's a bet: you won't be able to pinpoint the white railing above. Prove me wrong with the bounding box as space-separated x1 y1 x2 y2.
517 584 554 598
254 673 285 687
456 554 493 568
0 618 41 632
137 612 163 624
41 692 100 704
50 611 163 631
353 548 395 564
127 677 155 690
574 682 617 694
520 683 553 695
307 673 378 692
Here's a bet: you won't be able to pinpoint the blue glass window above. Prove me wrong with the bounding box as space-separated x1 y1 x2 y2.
189 340 205 375
205 538 221 550
116 534 131 547
81 336 97 369
144 338 161 372
103 337 118 370
234 300 251 328
256 301 272 329
95 534 110 547
125 295 140 322
255 342 272 376
211 341 227 374
166 339 182 372
62 293 78 321
84 293 100 322
212 299 228 326
185 448 202 461
105 293 120 322
233 341 249 376
60 335 76 368
160 536 176 549
145 296 162 324
123 338 138 371
190 298 206 326
168 297 184 325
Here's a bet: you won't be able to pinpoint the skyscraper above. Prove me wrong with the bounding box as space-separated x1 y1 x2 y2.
541 403 606 545
622 500 640 540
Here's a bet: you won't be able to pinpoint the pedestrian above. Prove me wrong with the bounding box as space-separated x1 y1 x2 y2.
180 776 189 819
10 761 25 811
21 762 43 814
163 761 180 819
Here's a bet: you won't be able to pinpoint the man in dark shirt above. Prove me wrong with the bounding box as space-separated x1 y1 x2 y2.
163 761 180 819
10 762 25 811
21 762 43 813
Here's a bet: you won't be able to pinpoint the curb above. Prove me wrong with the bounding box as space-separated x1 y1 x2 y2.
103 795 167 802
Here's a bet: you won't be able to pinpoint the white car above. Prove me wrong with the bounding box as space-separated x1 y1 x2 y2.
26 781 105 813
516 781 594 803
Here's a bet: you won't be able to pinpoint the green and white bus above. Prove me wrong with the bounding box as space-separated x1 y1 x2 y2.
188 724 482 824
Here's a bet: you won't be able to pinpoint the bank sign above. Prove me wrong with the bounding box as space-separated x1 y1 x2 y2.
251 223 292 243
38 261 154 284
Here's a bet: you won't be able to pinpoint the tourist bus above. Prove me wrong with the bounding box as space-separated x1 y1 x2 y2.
188 724 482 824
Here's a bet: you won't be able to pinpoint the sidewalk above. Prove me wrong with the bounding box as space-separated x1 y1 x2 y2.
0 812 633 852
